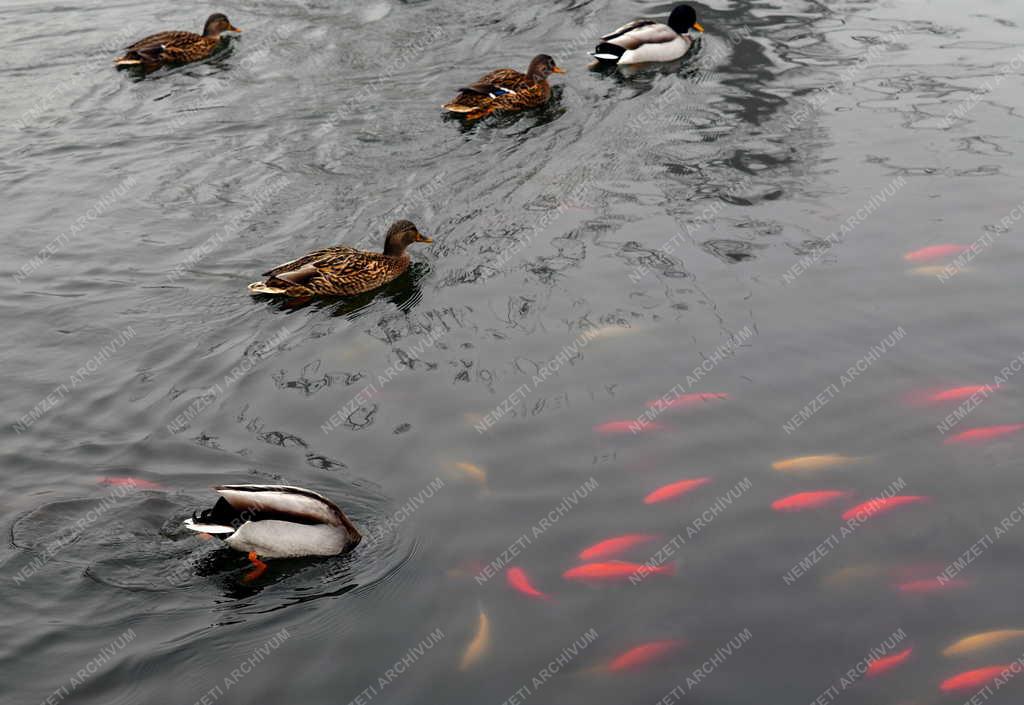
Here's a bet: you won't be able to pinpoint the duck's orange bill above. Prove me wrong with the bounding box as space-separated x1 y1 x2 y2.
229 25 243 32
693 22 705 32
552 67 567 73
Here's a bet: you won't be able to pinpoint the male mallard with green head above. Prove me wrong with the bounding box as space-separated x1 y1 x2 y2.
442 54 565 121
115 13 241 69
591 4 704 66
248 220 432 299
185 484 362 580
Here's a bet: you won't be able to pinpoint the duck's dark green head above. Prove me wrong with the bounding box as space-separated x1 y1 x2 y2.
383 220 432 256
204 13 241 37
668 5 703 34
527 54 566 80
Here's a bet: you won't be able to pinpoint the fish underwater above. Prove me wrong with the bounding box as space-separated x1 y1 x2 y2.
453 461 488 484
896 578 968 593
579 534 660 561
645 392 730 411
644 477 711 504
944 424 1024 445
940 665 1009 692
866 648 913 677
903 244 968 262
841 495 927 521
563 561 673 582
771 454 862 472
605 640 683 672
771 491 851 512
459 607 491 670
594 420 664 434
99 476 165 489
943 630 1024 657
506 567 550 600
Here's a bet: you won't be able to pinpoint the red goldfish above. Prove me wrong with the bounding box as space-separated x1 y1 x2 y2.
580 534 660 561
563 561 673 582
841 495 927 521
645 392 730 411
940 665 1009 692
903 244 968 262
867 648 913 677
772 491 851 512
644 477 711 504
506 567 550 600
944 424 1024 445
929 386 992 403
897 578 968 593
99 476 164 490
594 420 663 434
606 640 683 672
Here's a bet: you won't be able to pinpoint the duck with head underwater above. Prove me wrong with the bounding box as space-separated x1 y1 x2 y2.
114 13 241 69
442 54 565 121
591 4 704 66
248 219 432 299
185 484 362 581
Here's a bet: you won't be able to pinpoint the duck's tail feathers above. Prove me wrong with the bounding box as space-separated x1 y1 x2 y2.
248 281 288 295
590 43 625 63
442 102 477 114
183 517 235 535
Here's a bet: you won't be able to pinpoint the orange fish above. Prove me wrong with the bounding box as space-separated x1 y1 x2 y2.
772 491 851 512
563 561 674 582
99 476 164 490
897 578 968 593
903 244 968 262
644 477 711 504
506 567 550 600
841 495 927 521
944 424 1024 445
928 386 993 403
940 665 1009 692
867 648 913 677
606 640 683 672
594 420 663 434
645 392 730 411
580 534 660 561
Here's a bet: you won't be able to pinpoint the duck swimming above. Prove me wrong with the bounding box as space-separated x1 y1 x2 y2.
248 219 432 299
114 13 241 69
442 54 565 121
185 484 362 580
591 5 704 66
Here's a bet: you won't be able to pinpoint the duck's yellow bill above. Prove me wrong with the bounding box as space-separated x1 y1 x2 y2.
693 22 705 32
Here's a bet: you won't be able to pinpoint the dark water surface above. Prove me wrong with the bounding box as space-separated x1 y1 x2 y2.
3 0 1024 702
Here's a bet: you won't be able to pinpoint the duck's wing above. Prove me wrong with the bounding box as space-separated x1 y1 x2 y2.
214 485 360 537
125 30 202 50
261 246 359 277
601 20 679 48
459 69 531 95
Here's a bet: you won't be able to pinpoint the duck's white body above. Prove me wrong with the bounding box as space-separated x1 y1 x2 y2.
184 484 361 558
593 20 697 65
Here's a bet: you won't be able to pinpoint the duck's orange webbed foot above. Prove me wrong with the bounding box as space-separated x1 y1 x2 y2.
243 551 267 582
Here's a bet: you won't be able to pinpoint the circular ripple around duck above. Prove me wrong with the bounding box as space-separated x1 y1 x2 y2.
10 483 414 612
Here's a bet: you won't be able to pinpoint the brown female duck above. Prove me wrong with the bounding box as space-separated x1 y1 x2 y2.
248 220 432 299
442 54 565 121
114 13 241 69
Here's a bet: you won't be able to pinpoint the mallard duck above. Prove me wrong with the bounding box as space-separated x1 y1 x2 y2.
185 484 362 579
591 5 704 66
248 220 432 299
114 13 241 69
442 54 565 121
